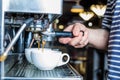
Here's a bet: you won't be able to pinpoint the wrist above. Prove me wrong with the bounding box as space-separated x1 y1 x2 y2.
87 28 93 45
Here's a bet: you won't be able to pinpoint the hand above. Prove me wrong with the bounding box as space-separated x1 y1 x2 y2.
59 23 89 48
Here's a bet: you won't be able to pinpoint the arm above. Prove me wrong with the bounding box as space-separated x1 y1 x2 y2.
88 28 109 50
59 23 109 51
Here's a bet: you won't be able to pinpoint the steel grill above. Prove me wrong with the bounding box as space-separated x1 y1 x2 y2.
5 61 83 80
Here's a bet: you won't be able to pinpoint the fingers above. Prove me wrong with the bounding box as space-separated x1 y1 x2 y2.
68 32 83 46
58 23 89 48
64 24 74 31
72 23 81 36
59 24 74 44
69 31 88 48
79 29 88 45
74 39 88 48
59 37 71 44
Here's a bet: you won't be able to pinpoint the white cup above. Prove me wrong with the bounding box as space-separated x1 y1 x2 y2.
31 48 70 70
25 48 52 64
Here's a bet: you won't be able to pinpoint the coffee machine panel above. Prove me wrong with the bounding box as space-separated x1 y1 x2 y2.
0 0 83 80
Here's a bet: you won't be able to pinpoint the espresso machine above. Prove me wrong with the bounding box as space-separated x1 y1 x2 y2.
0 0 83 80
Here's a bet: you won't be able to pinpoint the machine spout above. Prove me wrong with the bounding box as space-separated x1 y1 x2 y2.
0 18 34 62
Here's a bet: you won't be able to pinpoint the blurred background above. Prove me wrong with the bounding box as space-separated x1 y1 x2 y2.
53 0 108 80
58 0 107 28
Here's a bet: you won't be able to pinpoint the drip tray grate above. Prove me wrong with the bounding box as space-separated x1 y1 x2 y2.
5 62 83 80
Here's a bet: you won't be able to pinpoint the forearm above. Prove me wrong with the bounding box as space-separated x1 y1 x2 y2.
88 28 109 50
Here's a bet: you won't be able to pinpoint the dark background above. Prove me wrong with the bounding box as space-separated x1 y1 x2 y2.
58 0 107 27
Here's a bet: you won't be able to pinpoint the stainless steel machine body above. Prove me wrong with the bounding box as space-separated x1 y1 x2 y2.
0 0 83 80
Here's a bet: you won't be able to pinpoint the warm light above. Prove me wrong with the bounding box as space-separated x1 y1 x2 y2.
55 19 59 23
90 4 106 17
58 25 64 29
71 8 84 13
79 11 94 21
71 5 84 13
71 0 84 13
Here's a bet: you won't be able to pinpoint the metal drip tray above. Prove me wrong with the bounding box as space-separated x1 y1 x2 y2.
5 62 83 80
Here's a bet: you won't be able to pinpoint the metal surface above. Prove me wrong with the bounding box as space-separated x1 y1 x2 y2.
3 0 62 14
0 0 63 62
4 60 83 80
2 0 62 24
0 0 2 51
1 18 33 58
0 0 83 80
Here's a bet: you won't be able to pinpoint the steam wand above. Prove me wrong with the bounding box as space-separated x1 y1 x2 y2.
0 18 34 62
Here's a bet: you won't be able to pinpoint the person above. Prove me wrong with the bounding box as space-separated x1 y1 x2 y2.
59 0 120 80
